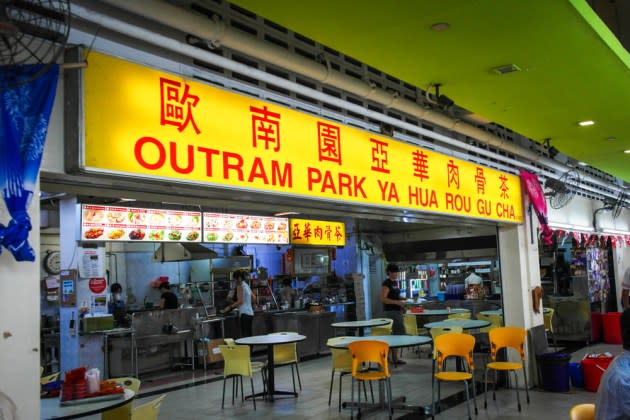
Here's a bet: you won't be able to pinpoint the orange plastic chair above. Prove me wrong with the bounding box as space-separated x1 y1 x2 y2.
431 332 477 420
569 403 595 420
483 326 530 411
348 340 393 420
327 337 373 411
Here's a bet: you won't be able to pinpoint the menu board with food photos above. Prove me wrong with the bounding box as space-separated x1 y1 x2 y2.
203 212 289 244
81 204 202 242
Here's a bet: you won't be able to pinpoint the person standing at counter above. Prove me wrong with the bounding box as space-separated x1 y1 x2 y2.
279 277 297 308
159 282 179 309
223 270 255 337
107 283 129 327
381 263 406 364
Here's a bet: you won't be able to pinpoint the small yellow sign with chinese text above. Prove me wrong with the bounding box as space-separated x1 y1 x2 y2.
289 218 345 246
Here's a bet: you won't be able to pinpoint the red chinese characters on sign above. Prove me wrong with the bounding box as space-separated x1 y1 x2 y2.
499 175 509 198
317 122 342 164
475 167 486 194
370 139 390 173
291 220 345 245
292 222 313 241
250 105 281 152
412 149 429 181
159 77 201 134
447 160 460 189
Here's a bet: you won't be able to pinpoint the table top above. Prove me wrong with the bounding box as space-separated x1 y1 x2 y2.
327 335 432 349
423 319 491 330
235 333 306 346
407 308 470 316
331 318 392 329
41 389 134 420
478 309 504 316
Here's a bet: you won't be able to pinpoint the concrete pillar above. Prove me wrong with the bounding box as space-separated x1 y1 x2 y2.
0 187 41 420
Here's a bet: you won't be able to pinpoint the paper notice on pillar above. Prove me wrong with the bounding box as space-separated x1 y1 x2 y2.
78 247 105 278
91 294 107 314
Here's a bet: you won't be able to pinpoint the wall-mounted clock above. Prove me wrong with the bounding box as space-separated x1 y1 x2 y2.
43 250 61 275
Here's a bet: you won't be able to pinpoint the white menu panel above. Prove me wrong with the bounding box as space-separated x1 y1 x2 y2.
202 213 289 244
81 205 202 242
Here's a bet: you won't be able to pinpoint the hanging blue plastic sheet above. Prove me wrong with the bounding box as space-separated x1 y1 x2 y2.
0 64 59 261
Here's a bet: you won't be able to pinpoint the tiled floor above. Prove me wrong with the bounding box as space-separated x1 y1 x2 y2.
86 341 617 419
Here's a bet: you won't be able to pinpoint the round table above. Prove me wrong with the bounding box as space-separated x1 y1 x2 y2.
327 334 432 349
423 319 491 330
236 333 306 401
478 309 502 316
331 318 392 336
41 389 135 420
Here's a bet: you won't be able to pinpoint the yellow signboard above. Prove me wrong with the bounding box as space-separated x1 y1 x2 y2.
289 218 345 246
82 52 523 223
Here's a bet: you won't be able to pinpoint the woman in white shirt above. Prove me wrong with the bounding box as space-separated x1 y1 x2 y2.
223 270 255 337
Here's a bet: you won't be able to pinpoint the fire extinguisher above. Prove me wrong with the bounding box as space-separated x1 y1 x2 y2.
286 248 294 262
328 247 336 260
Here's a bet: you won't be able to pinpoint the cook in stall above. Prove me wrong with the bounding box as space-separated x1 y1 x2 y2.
159 282 179 309
278 277 297 309
107 282 129 327
222 270 256 337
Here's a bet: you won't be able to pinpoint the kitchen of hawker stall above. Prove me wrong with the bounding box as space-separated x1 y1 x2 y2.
40 200 358 379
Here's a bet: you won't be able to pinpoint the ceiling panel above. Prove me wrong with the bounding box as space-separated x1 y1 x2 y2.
231 0 630 183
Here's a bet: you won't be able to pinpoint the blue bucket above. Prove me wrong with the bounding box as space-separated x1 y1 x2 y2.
569 362 584 388
437 292 446 302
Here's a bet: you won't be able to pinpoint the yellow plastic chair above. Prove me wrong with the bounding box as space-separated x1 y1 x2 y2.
429 326 464 383
483 326 530 411
40 372 60 385
569 403 595 420
431 332 477 420
102 377 141 420
448 311 471 320
348 340 393 420
543 308 556 346
476 313 503 332
327 337 373 412
222 337 265 400
220 344 266 410
370 318 393 336
270 332 302 393
131 394 167 420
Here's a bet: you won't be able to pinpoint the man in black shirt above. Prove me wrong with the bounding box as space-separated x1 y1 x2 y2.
381 263 406 364
159 282 179 309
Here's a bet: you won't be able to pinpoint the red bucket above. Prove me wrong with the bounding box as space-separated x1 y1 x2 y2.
603 312 622 344
581 356 613 392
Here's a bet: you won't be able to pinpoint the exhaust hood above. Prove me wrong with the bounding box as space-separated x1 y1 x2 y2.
152 243 218 262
